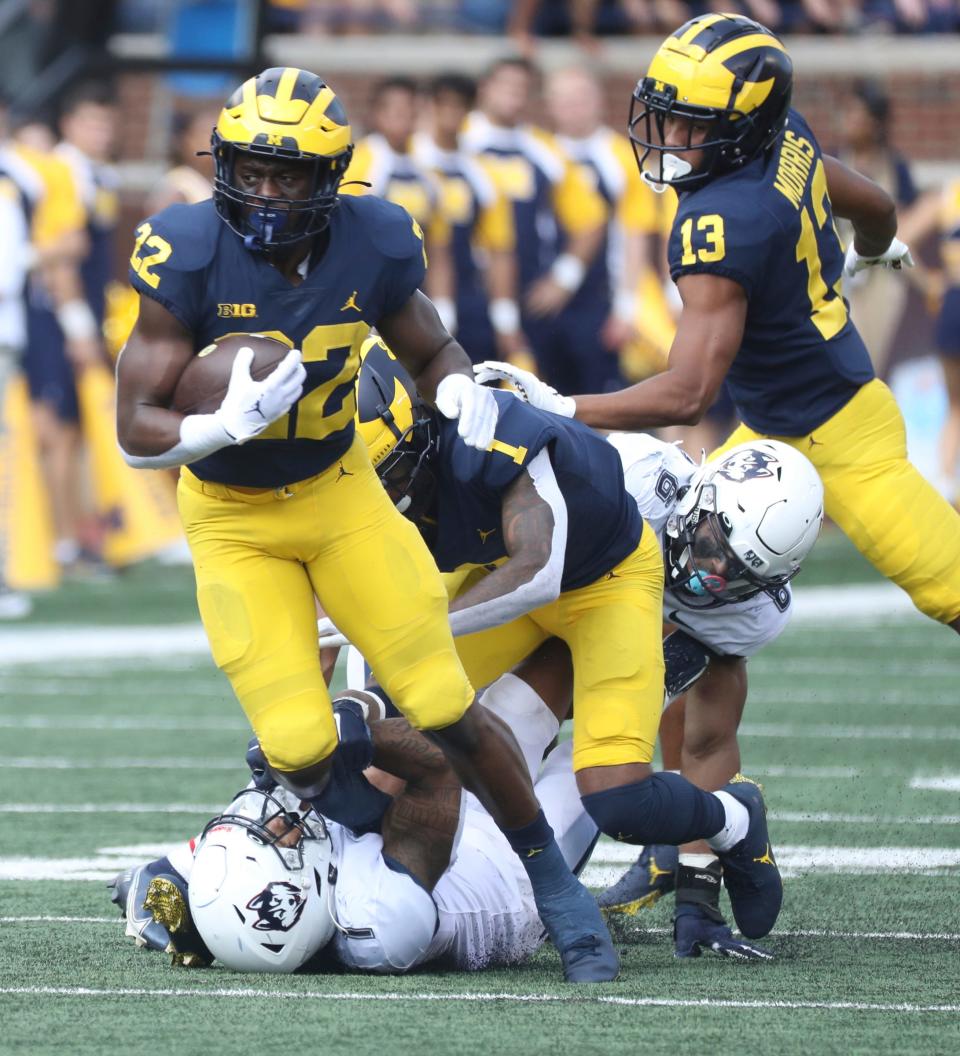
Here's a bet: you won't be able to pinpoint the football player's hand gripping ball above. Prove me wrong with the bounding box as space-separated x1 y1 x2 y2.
473 361 576 419
843 236 915 277
217 347 306 443
435 373 500 449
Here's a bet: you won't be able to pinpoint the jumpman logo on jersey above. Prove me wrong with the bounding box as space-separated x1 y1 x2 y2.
752 843 776 866
477 527 497 544
336 462 354 482
808 435 823 448
340 290 362 313
525 847 545 859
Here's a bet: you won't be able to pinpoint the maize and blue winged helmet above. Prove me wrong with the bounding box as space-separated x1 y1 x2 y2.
630 13 793 193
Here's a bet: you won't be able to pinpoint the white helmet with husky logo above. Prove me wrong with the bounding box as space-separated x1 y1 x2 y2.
189 787 336 972
665 439 823 605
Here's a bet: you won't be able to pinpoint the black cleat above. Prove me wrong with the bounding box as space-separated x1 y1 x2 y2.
715 775 783 939
673 904 774 960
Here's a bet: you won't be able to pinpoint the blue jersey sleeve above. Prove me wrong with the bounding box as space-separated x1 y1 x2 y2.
668 179 779 299
346 196 427 319
127 201 219 330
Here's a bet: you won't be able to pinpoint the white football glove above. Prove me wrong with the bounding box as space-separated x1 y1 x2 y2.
317 615 349 650
435 373 499 450
843 237 915 278
472 361 576 419
216 347 306 444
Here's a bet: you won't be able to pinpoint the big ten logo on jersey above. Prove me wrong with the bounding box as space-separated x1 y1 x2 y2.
217 303 258 319
483 155 536 203
438 175 475 226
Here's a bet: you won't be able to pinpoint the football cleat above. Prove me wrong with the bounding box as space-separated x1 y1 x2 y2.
673 904 774 961
715 775 783 939
597 844 678 916
559 933 621 984
109 859 212 967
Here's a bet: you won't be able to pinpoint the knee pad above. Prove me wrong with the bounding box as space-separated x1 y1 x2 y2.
254 699 337 773
389 655 473 731
581 782 648 845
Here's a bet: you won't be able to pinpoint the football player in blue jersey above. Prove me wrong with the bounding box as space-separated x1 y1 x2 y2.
479 12 960 637
114 67 618 983
323 337 791 944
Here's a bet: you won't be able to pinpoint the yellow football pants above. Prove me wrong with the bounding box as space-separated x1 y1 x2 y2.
177 435 474 772
714 379 960 624
444 525 665 772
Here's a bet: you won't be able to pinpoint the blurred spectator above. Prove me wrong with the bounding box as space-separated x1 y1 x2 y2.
147 104 219 212
0 101 33 618
461 56 610 393
544 64 661 383
341 76 456 327
4 115 107 575
900 179 960 505
267 0 417 34
835 80 918 376
412 73 525 364
56 84 121 335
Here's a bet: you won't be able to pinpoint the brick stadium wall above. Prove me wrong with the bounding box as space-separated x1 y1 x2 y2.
109 39 960 365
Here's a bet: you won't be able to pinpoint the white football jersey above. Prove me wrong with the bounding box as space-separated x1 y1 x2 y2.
606 432 792 658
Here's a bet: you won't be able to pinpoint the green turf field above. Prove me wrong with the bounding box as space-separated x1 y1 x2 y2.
1 529 958 1054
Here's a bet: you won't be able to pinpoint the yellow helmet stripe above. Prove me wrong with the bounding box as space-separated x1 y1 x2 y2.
710 33 787 66
304 85 338 128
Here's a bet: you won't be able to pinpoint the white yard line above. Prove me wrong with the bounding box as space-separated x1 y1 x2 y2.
740 723 960 741
1 757 239 770
0 625 209 664
0 985 956 1013
3 843 959 883
4 918 959 943
910 776 960 792
0 716 246 731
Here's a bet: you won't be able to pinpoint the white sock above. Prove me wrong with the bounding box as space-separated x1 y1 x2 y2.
678 852 718 869
705 791 749 852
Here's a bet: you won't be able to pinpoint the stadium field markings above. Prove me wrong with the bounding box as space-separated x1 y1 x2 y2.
1 986 957 1013
0 583 937 668
1 757 239 770
3 843 958 883
911 776 960 792
6 715 960 740
3 918 959 943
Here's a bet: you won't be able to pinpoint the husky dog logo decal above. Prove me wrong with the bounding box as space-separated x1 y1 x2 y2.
247 881 306 931
717 449 777 483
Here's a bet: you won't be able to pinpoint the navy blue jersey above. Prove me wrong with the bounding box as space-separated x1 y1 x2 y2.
128 195 425 487
432 391 642 591
669 109 874 436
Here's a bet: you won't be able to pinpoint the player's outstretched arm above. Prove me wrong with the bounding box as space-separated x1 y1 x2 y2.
117 296 305 469
372 718 463 891
379 290 498 449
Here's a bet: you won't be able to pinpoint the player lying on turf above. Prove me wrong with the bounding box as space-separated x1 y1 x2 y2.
317 340 825 945
111 645 611 973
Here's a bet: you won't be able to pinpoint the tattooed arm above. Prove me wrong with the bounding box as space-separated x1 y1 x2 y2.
371 718 463 891
446 447 568 637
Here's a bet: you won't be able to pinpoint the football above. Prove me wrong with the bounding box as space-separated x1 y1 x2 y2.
171 333 293 416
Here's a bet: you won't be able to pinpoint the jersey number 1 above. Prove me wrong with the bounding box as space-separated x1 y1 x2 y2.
795 159 848 341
